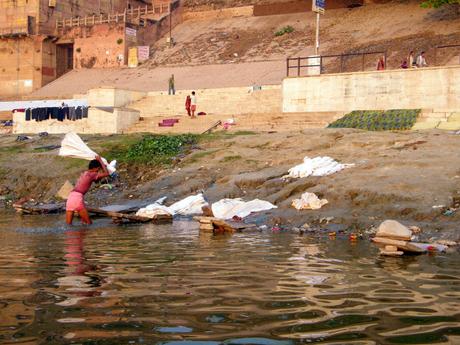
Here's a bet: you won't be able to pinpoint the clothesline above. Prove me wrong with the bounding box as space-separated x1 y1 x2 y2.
0 99 88 112
21 106 89 122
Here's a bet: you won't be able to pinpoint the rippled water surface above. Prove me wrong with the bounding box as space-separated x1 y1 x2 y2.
1 212 460 345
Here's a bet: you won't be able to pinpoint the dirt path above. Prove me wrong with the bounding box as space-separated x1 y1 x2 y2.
1 129 460 240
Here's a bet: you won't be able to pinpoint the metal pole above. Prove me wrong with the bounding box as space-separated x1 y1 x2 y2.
16 39 20 97
315 12 320 55
169 3 172 47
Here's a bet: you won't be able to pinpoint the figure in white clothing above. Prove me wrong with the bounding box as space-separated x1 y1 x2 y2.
190 91 197 118
416 51 428 68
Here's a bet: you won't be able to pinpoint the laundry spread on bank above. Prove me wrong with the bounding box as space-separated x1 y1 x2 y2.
16 105 89 122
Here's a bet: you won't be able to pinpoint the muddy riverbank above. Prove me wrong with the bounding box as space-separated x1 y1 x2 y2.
1 129 460 240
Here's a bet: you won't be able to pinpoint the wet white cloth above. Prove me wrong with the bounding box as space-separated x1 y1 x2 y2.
169 194 208 216
59 132 116 174
136 204 173 218
212 198 277 220
292 192 328 210
288 156 352 179
136 194 208 218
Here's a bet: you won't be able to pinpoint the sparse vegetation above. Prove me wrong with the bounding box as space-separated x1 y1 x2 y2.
274 25 294 37
117 38 123 45
113 134 199 165
328 109 421 131
421 0 459 8
221 155 242 162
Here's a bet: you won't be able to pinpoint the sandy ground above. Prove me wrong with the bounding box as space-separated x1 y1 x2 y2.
1 129 460 240
27 1 460 99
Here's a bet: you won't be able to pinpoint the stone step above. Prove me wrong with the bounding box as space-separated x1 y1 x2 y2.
412 120 440 130
437 121 460 130
447 112 460 122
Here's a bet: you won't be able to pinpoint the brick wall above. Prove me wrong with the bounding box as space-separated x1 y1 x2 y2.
0 37 42 99
68 24 126 68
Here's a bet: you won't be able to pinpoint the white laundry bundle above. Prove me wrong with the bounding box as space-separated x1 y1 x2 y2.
288 156 353 179
59 132 116 174
292 192 328 210
169 194 209 216
136 204 173 218
136 194 209 219
211 198 277 220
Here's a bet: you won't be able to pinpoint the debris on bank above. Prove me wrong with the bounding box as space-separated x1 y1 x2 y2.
371 220 456 256
292 192 328 210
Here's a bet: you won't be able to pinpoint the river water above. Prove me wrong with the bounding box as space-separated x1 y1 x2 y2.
0 212 459 345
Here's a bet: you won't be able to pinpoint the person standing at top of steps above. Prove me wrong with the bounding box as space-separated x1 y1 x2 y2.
190 91 197 118
168 74 175 95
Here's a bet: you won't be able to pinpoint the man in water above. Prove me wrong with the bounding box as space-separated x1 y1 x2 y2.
66 156 109 225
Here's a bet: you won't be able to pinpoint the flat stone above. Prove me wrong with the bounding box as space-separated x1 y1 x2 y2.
376 220 412 241
380 250 404 256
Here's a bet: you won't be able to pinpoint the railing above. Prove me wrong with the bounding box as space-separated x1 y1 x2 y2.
0 26 29 37
435 44 460 66
56 3 170 30
287 51 386 77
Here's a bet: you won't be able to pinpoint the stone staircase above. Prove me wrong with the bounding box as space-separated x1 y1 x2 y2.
413 109 460 130
124 112 340 134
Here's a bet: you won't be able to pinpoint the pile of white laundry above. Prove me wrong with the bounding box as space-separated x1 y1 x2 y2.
287 156 354 179
59 132 117 174
211 198 277 220
136 194 209 218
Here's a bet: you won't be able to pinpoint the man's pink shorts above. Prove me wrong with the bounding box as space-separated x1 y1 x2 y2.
66 191 85 212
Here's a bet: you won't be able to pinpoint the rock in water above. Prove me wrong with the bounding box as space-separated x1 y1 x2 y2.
376 220 412 241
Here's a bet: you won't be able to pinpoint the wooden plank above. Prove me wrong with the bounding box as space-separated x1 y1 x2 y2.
87 207 172 224
372 237 425 253
14 203 65 215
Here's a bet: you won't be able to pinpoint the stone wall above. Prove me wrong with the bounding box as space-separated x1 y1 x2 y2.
283 66 460 113
182 6 253 21
87 87 146 108
12 87 142 133
0 37 41 99
130 85 282 117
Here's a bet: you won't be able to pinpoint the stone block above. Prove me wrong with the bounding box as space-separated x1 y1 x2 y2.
412 120 440 130
437 121 460 130
447 112 460 122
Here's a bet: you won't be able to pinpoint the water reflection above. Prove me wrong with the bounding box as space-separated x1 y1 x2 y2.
0 212 459 344
57 229 104 307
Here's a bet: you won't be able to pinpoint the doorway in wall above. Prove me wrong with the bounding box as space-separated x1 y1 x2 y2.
56 43 74 77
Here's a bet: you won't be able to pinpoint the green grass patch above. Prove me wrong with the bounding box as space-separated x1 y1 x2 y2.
275 25 294 37
199 130 256 142
328 109 421 131
108 134 199 165
54 156 88 170
220 155 242 162
0 145 25 154
188 149 220 163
